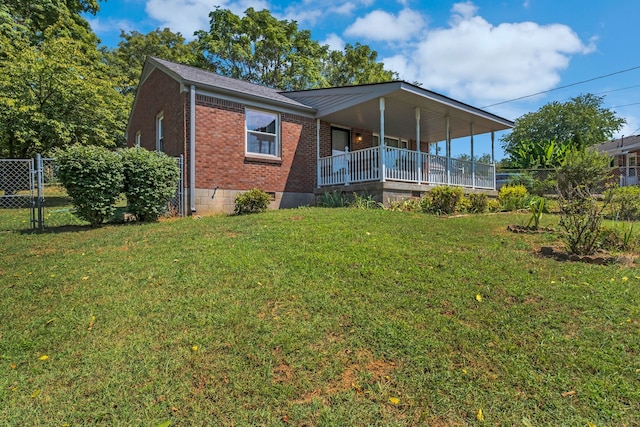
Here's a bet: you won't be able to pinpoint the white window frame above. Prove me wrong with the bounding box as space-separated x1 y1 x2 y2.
156 113 164 152
245 107 280 158
135 131 141 148
373 134 407 149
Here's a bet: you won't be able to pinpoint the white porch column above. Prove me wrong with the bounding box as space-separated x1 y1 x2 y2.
446 116 451 185
316 119 321 188
416 107 422 184
491 131 495 164
491 131 496 189
379 97 386 183
470 123 475 189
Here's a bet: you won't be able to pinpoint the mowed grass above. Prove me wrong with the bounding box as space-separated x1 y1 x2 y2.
1 208 639 426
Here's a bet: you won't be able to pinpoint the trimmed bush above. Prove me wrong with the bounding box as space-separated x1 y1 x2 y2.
607 186 640 220
55 145 124 227
120 148 180 221
468 193 488 213
234 188 271 215
425 186 464 215
498 184 529 211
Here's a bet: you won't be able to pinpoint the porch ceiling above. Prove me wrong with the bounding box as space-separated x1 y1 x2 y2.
283 81 514 142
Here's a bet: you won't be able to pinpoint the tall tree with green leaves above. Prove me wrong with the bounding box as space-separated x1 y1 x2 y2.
194 8 396 91
323 43 397 87
501 94 625 167
195 8 329 91
0 1 129 158
104 28 199 96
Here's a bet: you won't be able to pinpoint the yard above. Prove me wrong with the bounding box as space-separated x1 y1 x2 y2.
1 207 639 426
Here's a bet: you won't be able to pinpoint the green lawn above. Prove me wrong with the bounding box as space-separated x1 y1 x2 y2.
1 207 639 426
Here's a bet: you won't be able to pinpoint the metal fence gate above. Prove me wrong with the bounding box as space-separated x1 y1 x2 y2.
0 158 36 227
1 154 186 231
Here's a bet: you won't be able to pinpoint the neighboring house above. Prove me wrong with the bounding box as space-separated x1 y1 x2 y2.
596 135 640 186
126 57 514 214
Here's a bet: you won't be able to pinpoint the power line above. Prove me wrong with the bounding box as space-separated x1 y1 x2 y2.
611 102 640 109
482 64 640 108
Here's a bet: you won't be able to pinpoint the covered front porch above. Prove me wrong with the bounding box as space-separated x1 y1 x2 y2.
318 145 495 189
285 81 514 193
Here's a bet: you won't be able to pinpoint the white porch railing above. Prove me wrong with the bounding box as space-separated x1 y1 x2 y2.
619 166 639 187
318 146 496 189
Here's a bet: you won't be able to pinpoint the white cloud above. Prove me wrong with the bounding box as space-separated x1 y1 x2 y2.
86 17 136 35
322 33 346 51
384 2 594 105
344 8 426 42
144 0 269 38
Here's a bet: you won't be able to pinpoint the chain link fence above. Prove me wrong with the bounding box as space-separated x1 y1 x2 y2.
1 154 186 231
497 167 638 196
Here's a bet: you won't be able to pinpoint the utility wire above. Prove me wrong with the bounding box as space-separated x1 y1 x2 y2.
482 64 640 108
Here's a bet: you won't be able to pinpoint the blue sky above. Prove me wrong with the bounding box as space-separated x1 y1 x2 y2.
86 0 640 159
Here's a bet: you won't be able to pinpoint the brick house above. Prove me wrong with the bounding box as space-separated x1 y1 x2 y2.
127 57 513 214
596 135 640 186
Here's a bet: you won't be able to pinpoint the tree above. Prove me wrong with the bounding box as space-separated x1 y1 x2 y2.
323 43 396 87
195 8 396 91
502 94 625 167
0 21 129 157
104 28 199 96
504 139 574 169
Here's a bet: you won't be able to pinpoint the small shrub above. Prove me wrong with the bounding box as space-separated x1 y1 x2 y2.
387 198 421 212
498 184 529 211
425 186 464 215
607 186 640 220
55 145 124 227
525 196 546 229
487 198 501 212
349 193 382 209
318 191 347 208
468 193 488 213
556 149 613 255
456 195 471 213
599 224 637 252
120 148 180 222
234 188 271 215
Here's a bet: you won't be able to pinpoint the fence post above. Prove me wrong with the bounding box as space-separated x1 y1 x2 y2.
36 154 44 230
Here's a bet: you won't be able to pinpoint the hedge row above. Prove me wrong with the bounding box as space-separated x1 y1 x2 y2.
55 146 179 226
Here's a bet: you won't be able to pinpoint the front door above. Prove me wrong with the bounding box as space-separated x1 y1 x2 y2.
627 153 638 185
331 127 350 155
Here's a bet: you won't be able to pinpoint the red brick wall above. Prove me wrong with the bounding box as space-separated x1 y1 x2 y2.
193 95 317 193
127 69 186 158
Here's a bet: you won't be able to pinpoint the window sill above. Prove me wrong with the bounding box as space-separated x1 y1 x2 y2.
244 154 282 165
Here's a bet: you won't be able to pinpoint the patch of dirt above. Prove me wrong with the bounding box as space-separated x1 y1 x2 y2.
273 363 294 384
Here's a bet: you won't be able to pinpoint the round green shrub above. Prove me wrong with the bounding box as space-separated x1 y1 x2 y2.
55 145 124 227
234 188 271 215
424 186 464 215
498 184 529 211
119 148 180 221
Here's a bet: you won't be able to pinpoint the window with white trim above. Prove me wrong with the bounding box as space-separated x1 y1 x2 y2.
135 131 141 148
372 134 407 148
246 108 279 157
156 113 164 152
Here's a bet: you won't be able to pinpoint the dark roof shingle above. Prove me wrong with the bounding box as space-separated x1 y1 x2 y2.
149 57 313 111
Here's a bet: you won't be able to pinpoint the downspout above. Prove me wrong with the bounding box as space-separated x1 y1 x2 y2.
190 85 196 213
316 119 321 188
